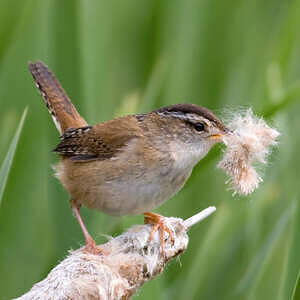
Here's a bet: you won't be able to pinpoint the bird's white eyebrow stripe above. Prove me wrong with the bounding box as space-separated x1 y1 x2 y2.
157 111 185 119
157 111 211 126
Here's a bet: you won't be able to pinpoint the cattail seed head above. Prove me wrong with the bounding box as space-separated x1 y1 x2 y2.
218 109 280 195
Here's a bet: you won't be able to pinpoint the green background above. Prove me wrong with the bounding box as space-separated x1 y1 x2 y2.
0 0 299 299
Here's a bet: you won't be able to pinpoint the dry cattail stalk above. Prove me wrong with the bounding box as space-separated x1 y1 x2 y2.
15 207 216 300
218 109 280 195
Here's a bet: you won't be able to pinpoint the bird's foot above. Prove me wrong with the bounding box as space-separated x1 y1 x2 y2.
144 212 175 256
82 235 104 255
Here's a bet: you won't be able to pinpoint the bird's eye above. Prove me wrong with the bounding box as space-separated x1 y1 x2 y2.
194 122 205 132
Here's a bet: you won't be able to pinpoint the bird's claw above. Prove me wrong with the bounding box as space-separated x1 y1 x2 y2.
144 212 175 256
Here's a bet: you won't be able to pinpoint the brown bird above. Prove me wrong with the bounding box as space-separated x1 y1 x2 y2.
29 61 227 254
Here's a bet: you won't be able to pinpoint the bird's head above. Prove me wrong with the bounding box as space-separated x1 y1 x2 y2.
154 104 227 166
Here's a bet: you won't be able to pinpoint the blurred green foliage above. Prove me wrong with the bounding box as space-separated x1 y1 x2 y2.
0 0 299 299
0 109 27 206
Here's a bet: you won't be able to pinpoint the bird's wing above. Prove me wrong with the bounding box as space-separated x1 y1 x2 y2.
53 117 141 162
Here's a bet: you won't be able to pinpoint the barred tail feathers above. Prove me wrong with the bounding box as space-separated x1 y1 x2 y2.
29 61 88 135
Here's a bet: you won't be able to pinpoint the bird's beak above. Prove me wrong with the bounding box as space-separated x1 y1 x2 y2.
209 133 224 140
209 126 231 140
209 127 231 140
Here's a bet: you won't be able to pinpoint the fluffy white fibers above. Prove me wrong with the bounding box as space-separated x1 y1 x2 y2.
218 109 280 195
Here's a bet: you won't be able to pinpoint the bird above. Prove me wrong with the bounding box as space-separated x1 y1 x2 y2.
29 61 227 255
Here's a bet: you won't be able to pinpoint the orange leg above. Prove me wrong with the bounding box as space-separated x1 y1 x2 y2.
144 212 175 256
71 202 103 255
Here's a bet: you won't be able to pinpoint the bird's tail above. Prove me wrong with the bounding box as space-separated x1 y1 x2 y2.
29 61 88 135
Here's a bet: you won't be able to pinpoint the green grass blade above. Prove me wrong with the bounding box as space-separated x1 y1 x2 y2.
236 202 295 296
140 55 169 112
263 80 300 118
291 269 300 300
0 108 27 206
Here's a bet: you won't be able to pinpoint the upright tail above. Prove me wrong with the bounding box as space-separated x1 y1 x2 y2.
29 61 88 135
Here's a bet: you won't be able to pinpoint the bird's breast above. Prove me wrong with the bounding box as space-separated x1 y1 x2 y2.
55 155 193 216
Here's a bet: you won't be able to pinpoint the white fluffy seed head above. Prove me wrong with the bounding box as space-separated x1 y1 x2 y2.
218 109 280 195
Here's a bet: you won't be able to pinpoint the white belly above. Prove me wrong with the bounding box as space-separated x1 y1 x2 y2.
83 166 192 216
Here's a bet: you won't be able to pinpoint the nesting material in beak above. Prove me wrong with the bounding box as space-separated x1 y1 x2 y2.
217 109 280 195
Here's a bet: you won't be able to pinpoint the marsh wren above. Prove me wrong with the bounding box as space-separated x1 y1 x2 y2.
29 61 227 254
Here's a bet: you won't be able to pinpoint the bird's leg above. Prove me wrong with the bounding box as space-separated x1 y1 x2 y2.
144 212 175 256
71 201 102 255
